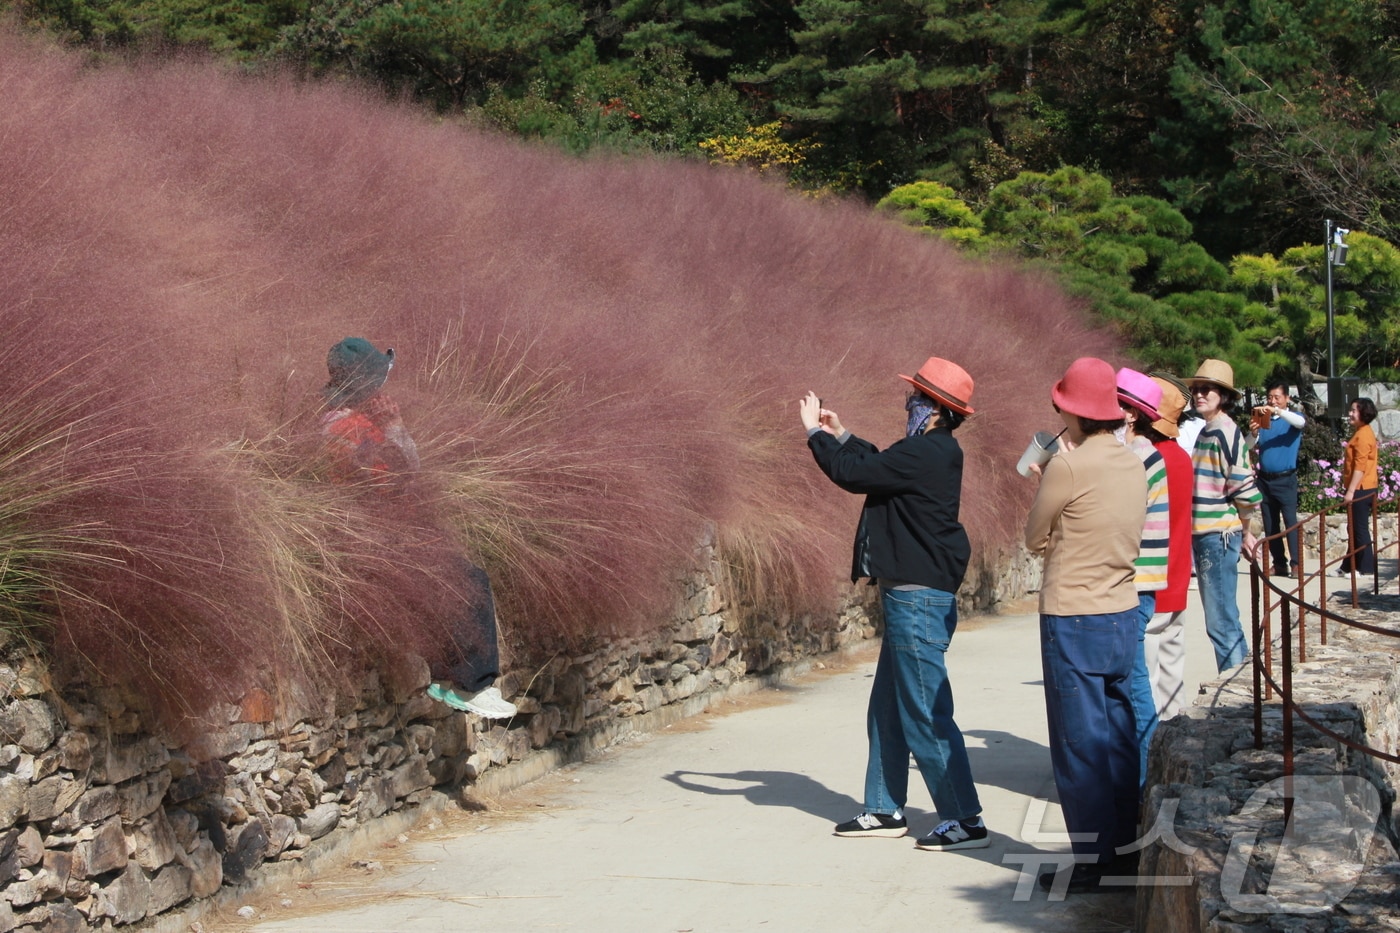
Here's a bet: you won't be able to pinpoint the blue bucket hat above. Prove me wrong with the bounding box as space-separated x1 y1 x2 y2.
324 337 394 408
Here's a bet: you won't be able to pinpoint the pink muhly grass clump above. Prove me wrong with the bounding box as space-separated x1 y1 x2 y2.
1 27 1131 722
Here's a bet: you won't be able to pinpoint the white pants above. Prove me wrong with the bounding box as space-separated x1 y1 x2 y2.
1143 610 1187 720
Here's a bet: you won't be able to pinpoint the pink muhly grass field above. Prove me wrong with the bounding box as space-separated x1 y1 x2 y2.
0 27 1126 722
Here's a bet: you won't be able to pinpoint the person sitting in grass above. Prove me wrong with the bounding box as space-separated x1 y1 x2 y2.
320 337 516 719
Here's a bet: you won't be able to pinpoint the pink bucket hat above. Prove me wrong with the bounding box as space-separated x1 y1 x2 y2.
1115 368 1162 421
1052 358 1121 421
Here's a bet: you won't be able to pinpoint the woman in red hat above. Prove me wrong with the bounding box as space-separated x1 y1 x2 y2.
798 357 987 853
1024 357 1147 894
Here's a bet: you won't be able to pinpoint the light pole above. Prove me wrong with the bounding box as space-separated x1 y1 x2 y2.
1324 220 1349 380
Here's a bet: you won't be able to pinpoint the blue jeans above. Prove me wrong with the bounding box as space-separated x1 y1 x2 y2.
863 587 981 820
1192 530 1247 671
1040 610 1140 863
1129 593 1157 788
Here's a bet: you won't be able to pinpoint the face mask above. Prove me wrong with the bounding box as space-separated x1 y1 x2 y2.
905 392 936 437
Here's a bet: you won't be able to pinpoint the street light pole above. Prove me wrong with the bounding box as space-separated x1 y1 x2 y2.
1325 218 1336 380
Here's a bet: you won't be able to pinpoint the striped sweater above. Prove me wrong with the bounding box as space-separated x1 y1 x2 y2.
1128 434 1170 591
1191 414 1261 534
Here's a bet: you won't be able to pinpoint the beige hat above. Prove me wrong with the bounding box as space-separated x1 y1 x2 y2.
1189 359 1238 398
1150 377 1185 438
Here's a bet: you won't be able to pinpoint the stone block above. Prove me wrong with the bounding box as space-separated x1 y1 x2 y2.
185 722 262 763
117 770 172 822
373 743 407 771
128 809 180 871
355 775 393 822
0 777 26 831
528 706 563 749
221 820 267 885
263 814 296 857
73 818 127 878
14 900 82 933
54 778 116 829
27 775 86 823
0 700 58 755
186 837 222 897
296 803 339 841
229 739 279 774
403 725 435 755
94 861 150 925
674 614 723 644
1376 408 1400 441
90 736 169 786
7 873 41 911
389 756 433 799
12 828 40 870
635 685 664 713
147 861 192 914
604 678 634 702
430 714 468 760
166 759 225 806
278 784 310 818
166 809 199 852
662 673 698 704
40 849 81 899
0 851 20 885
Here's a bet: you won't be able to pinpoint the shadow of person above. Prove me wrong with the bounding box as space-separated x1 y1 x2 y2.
960 729 1054 799
663 769 858 823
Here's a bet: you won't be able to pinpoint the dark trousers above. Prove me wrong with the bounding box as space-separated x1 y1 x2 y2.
1256 472 1300 571
1345 489 1378 574
432 558 501 692
1040 610 1140 863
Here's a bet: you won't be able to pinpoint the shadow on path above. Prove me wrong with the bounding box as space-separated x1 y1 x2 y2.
663 769 857 823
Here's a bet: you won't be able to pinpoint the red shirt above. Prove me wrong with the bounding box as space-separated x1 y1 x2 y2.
320 393 418 489
1154 438 1194 613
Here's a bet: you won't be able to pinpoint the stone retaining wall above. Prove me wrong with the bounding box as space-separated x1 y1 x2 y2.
1136 592 1400 933
0 535 1042 932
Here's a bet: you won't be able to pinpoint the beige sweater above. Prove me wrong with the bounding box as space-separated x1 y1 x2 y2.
1025 432 1147 616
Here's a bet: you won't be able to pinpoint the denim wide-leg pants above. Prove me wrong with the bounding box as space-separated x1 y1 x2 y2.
1040 610 1140 863
863 586 981 821
1128 593 1157 787
1192 530 1247 671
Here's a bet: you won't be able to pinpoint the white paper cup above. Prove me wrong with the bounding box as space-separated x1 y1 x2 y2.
1016 430 1061 477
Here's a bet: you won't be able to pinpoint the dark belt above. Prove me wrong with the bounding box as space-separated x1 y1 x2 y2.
1258 469 1297 480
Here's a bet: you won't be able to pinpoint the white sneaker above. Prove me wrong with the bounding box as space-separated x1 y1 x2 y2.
459 685 517 719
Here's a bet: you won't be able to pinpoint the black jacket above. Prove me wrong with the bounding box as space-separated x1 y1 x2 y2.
807 426 970 592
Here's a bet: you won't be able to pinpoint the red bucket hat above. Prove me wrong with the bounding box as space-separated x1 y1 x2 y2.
898 357 975 415
1052 357 1121 420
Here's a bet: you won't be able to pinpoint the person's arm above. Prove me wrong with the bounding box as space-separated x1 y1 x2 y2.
1216 422 1263 556
1275 408 1305 429
1024 456 1073 556
811 432 939 496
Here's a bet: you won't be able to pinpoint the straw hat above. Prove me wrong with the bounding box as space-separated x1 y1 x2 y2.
1051 357 1121 421
1116 368 1162 422
1150 377 1185 438
1189 359 1238 399
898 357 975 415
